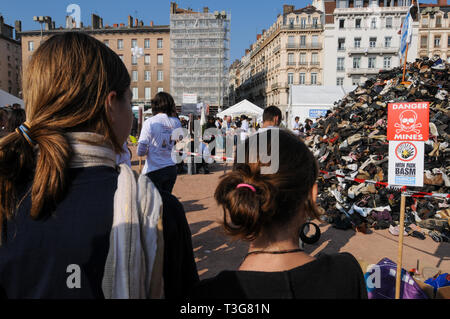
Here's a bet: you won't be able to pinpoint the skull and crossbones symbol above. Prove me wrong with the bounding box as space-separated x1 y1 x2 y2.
395 110 422 134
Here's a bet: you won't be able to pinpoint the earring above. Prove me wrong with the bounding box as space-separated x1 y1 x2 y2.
298 222 321 246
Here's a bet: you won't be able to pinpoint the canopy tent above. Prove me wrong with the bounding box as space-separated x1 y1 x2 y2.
217 99 264 119
0 89 24 109
288 85 356 129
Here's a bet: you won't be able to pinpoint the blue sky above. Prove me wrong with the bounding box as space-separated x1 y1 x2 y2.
1 0 436 65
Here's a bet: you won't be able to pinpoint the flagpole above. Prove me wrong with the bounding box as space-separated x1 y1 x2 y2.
402 43 409 83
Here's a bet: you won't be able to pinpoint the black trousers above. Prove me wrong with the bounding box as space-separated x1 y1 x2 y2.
146 165 178 194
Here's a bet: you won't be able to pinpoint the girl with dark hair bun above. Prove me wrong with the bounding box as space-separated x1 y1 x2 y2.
190 129 367 299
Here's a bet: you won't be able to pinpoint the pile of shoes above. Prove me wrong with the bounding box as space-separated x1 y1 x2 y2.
307 56 450 241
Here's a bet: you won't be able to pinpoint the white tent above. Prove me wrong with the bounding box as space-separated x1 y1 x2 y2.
217 99 263 119
288 85 356 129
0 89 24 108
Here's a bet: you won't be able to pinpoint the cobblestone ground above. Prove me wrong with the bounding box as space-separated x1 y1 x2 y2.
130 145 450 280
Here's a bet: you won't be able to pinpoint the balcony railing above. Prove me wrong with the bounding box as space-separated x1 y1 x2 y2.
281 24 323 31
285 43 322 50
347 68 380 75
347 46 399 55
287 61 296 66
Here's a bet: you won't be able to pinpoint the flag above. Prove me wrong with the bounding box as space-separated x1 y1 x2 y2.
399 5 414 59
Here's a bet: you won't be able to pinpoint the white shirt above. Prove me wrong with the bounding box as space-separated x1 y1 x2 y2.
293 122 300 136
241 120 249 132
138 113 182 174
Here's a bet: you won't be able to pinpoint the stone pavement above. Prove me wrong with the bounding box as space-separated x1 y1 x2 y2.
130 148 450 280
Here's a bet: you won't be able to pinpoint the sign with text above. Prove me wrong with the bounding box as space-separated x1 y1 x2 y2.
388 141 424 187
309 109 329 119
387 102 429 141
183 93 198 104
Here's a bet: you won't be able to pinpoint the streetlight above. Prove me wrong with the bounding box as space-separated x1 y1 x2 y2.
214 11 227 114
33 16 51 43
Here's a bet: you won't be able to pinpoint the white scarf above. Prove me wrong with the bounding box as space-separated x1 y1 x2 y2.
67 133 164 299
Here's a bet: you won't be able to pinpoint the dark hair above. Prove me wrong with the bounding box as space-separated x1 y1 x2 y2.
263 105 282 125
214 129 320 241
295 117 300 121
3 108 26 132
0 31 130 240
152 92 177 117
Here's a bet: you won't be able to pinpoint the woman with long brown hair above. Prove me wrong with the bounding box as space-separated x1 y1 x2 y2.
0 32 198 299
190 129 367 299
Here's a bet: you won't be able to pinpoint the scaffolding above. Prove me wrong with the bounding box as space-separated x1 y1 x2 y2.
170 11 230 109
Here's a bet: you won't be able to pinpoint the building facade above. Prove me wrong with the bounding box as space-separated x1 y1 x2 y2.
418 0 450 62
232 4 324 118
0 16 22 98
19 14 170 107
323 0 418 87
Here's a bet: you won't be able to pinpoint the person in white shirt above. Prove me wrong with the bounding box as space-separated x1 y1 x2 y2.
137 92 182 194
259 105 282 132
292 117 301 136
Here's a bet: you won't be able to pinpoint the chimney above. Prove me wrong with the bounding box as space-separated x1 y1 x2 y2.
139 20 144 27
245 49 249 55
80 22 84 28
44 17 52 30
283 5 295 14
113 23 118 28
438 0 447 6
52 21 55 29
257 34 262 40
15 20 22 32
120 23 124 27
100 18 103 28
128 15 133 27
170 2 178 14
203 7 209 13
135 18 138 27
150 20 154 27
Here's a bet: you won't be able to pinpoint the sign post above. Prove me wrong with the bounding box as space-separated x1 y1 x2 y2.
387 102 429 299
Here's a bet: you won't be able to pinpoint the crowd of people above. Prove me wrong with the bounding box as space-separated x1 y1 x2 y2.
0 31 367 299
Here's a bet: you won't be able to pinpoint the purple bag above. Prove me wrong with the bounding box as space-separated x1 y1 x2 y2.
364 258 428 299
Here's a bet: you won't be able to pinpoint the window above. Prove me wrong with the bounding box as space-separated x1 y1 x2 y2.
339 19 345 29
354 37 361 48
353 57 361 69
355 0 363 7
157 70 163 81
300 35 306 47
288 53 295 65
132 55 138 65
301 18 306 28
28 41 34 52
422 18 428 27
352 77 360 86
383 56 391 69
371 18 377 29
131 39 137 48
386 17 393 29
436 16 442 28
144 39 150 49
145 54 150 65
132 87 139 100
448 36 450 47
434 36 441 48
338 0 347 8
300 53 307 64
145 87 151 100
145 70 151 81
369 37 377 48
355 19 361 29
132 71 138 82
158 87 164 93
157 38 163 49
336 77 344 86
368 56 376 68
288 73 294 85
421 36 428 48
337 57 345 71
288 36 295 47
311 73 317 85
299 73 306 84
157 54 163 65
104 40 109 47
384 37 392 48
311 35 319 48
312 17 318 28
311 53 318 64
338 38 345 51
118 39 124 50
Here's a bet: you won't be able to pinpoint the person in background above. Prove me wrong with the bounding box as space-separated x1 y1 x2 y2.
304 119 313 135
261 105 282 129
138 92 182 194
190 129 367 299
292 116 301 136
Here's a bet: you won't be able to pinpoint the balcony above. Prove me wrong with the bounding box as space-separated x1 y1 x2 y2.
273 45 281 54
298 62 308 66
281 24 323 31
347 46 399 56
287 61 297 66
285 43 322 50
347 68 380 76
310 62 320 66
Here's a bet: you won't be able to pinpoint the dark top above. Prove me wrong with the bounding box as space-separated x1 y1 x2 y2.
0 166 199 299
190 253 367 299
